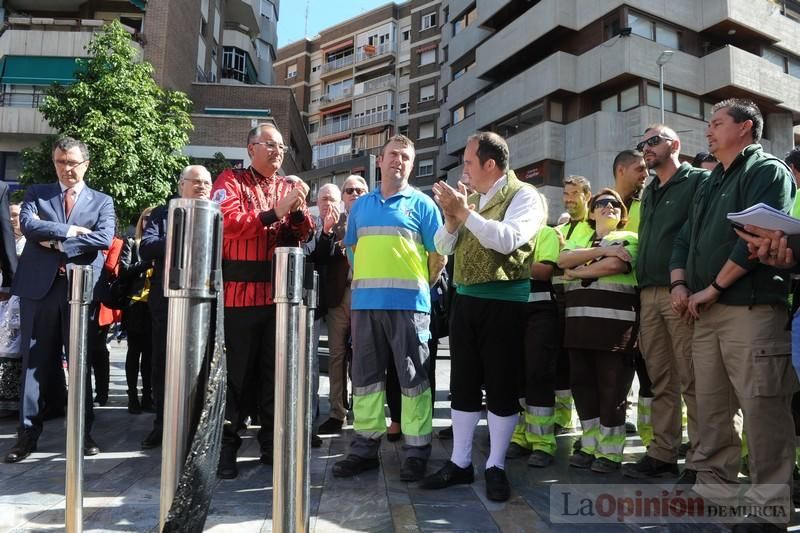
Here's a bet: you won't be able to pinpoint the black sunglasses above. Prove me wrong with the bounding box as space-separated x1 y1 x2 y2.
592 198 623 210
344 187 366 195
636 134 674 152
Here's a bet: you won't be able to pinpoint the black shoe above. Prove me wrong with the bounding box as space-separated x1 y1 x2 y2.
83 434 100 456
484 466 511 502
332 455 380 477
622 455 679 479
421 461 474 489
5 432 37 463
128 394 142 415
505 442 531 459
437 426 453 440
140 395 155 413
677 441 691 459
311 433 322 448
140 429 162 450
625 421 637 434
569 450 594 469
260 447 273 465
217 445 238 479
399 457 427 482
591 457 620 473
572 437 582 452
317 417 343 434
93 394 108 407
528 450 554 468
675 467 697 485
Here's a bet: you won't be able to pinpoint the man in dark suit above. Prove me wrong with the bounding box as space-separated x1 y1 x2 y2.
5 137 114 463
139 165 213 450
0 180 18 292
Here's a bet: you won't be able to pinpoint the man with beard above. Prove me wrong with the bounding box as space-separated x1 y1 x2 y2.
622 125 707 480
612 150 654 447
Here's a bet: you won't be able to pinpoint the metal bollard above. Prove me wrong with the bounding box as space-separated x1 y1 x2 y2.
273 247 307 533
299 269 318 532
65 265 94 533
159 198 223 532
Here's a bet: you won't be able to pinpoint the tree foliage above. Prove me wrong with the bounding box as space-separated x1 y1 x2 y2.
19 20 193 226
189 152 233 179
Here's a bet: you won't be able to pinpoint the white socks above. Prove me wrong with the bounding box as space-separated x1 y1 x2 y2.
450 409 480 468
486 411 518 470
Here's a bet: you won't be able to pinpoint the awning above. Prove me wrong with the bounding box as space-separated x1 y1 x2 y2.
416 43 438 53
128 0 146 10
323 39 354 54
0 56 83 85
320 102 351 115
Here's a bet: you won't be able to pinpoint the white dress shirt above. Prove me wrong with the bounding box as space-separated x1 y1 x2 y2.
435 174 544 256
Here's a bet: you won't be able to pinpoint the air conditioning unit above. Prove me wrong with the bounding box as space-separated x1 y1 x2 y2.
351 149 360 157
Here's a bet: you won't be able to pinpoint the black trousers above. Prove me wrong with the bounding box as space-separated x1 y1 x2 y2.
449 294 526 417
124 301 152 398
222 305 277 453
524 302 560 407
149 294 167 430
89 322 110 401
570 349 635 427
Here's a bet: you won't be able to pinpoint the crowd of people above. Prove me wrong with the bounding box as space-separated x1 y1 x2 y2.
1 97 800 530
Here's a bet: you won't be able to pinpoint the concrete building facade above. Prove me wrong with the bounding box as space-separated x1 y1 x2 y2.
273 0 441 199
0 0 308 182
436 0 800 221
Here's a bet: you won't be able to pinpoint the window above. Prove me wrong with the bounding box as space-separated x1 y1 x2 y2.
603 15 621 40
399 91 409 114
401 27 411 41
308 121 319 134
676 93 702 119
495 101 542 135
421 12 437 31
222 46 254 83
452 61 474 80
419 121 435 139
311 59 321 73
452 100 475 125
399 125 408 136
310 86 321 103
549 101 564 123
452 7 476 36
646 84 674 113
418 158 434 177
287 64 297 79
419 49 436 66
419 83 435 103
629 13 681 49
260 0 275 19
399 66 410 77
601 86 640 112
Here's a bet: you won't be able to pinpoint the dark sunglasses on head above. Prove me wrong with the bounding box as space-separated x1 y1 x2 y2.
592 198 623 210
344 187 366 195
636 134 673 152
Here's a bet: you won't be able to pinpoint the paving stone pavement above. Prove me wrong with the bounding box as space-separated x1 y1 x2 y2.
0 339 794 532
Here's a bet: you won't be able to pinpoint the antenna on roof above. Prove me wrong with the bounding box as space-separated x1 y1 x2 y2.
304 0 310 38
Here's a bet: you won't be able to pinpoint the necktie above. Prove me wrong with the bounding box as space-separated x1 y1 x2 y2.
64 188 76 219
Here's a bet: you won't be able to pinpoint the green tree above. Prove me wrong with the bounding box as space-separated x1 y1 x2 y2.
190 152 232 179
20 20 193 226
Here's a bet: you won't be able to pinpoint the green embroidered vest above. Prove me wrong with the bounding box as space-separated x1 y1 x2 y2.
454 172 535 286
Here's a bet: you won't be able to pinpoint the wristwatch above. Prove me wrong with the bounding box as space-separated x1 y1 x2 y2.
49 240 58 250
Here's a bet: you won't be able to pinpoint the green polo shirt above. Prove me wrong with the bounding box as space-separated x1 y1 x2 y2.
637 162 708 288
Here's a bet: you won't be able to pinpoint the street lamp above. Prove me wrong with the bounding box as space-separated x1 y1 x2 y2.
656 51 674 124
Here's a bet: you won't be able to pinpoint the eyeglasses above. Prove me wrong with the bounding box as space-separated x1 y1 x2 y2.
54 159 88 169
592 198 623 210
251 141 288 152
344 187 366 195
636 135 674 152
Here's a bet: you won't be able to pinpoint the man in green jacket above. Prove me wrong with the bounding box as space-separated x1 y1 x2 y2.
670 99 797 522
623 125 708 480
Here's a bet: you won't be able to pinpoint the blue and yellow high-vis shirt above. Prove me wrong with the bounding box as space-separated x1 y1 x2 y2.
344 186 443 312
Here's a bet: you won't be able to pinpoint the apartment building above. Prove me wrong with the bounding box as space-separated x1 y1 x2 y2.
0 0 310 182
273 0 441 198
437 0 800 222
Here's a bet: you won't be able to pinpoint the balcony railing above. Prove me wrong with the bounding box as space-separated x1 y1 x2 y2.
354 74 395 95
351 110 394 129
318 118 351 137
313 153 352 168
321 54 355 74
356 41 396 63
320 86 353 104
0 91 44 108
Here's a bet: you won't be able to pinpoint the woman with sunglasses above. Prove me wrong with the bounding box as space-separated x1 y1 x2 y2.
557 187 639 473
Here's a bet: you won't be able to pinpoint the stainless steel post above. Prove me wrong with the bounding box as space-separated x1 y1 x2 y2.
272 247 305 533
159 198 223 532
298 269 318 532
65 265 94 533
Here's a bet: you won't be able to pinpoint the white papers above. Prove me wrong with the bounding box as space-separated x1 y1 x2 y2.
727 203 800 234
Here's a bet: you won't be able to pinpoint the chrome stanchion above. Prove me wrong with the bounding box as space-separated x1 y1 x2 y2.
65 265 94 533
273 247 306 533
298 269 318 532
159 198 222 532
